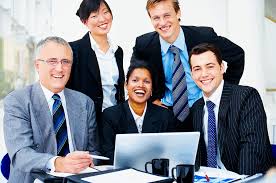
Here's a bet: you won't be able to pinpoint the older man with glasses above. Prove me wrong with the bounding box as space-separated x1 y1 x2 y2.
3 36 100 183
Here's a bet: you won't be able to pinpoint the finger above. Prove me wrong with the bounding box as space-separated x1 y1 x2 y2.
67 152 91 160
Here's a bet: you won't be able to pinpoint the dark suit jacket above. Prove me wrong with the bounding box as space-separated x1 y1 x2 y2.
132 26 244 101
101 101 177 164
67 32 125 122
191 82 274 175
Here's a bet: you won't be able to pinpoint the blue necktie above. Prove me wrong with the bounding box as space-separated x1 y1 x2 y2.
52 94 69 156
170 45 189 122
206 100 217 168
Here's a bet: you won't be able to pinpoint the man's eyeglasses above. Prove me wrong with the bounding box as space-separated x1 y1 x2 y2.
37 58 72 67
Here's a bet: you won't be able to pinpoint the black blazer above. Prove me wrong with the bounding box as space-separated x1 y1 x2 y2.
67 32 125 122
132 26 244 101
101 101 177 164
191 82 274 175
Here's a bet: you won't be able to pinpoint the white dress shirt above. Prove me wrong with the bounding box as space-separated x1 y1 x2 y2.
40 84 74 172
202 80 226 170
89 33 119 111
128 102 147 133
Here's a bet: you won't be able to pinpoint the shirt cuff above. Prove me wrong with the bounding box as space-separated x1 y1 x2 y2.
46 156 59 172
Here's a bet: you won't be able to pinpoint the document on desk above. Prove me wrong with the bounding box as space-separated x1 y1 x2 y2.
194 166 247 183
47 167 98 177
82 168 170 183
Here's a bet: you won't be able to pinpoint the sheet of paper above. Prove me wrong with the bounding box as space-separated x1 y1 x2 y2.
82 168 169 183
47 167 98 177
196 166 245 179
194 166 247 183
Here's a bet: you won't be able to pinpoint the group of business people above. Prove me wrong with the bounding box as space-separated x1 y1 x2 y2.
3 0 275 182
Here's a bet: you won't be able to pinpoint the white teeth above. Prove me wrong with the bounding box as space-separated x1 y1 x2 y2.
160 26 169 31
201 79 212 84
53 75 63 78
134 89 145 94
99 24 108 29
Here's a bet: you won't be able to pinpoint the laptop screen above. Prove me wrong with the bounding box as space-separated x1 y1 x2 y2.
113 132 200 173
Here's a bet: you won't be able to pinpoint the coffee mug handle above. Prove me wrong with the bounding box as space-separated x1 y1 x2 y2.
145 161 152 173
171 167 176 180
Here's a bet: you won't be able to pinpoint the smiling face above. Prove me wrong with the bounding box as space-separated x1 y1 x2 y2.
148 0 181 44
190 51 224 98
35 41 72 93
84 2 112 37
126 68 153 106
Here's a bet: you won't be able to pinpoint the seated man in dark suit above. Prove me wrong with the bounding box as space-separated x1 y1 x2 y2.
3 36 99 183
189 43 274 175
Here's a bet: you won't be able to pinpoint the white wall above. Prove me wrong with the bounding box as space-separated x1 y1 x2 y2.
51 0 276 142
52 0 267 90
264 18 276 89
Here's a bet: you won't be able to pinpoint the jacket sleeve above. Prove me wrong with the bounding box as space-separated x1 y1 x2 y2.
101 109 117 165
3 93 54 173
238 88 271 174
208 28 245 84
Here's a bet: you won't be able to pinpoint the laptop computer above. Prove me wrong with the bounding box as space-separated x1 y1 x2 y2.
113 132 200 174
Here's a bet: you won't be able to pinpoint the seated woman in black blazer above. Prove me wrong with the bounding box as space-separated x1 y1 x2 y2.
101 59 177 164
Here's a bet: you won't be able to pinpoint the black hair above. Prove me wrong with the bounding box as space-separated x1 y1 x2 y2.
189 43 223 68
126 57 155 86
76 0 113 21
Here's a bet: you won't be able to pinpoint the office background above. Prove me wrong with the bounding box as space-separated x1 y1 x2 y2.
0 0 275 181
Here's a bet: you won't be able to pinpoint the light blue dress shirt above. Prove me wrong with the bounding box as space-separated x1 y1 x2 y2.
159 28 202 107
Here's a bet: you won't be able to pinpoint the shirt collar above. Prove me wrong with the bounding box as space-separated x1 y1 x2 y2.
160 27 186 54
88 32 118 53
203 80 224 107
128 101 147 121
40 83 65 102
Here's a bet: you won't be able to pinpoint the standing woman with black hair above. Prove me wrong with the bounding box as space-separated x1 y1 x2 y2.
67 0 125 124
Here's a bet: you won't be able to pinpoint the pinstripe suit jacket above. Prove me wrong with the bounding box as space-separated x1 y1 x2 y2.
192 82 274 175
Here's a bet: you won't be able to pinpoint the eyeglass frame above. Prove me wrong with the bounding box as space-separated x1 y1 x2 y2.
36 58 72 67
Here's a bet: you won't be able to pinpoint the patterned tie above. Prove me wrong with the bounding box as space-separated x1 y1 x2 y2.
52 94 69 156
206 100 217 168
170 45 189 122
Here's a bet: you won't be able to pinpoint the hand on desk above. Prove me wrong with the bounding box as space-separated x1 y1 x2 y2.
54 151 94 173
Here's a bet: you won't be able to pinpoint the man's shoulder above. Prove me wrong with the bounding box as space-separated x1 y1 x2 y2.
4 83 36 101
181 25 216 38
64 88 94 105
225 83 257 96
135 31 159 47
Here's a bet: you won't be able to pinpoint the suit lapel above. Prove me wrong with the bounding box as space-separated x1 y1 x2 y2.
64 89 86 151
218 82 232 156
149 35 164 77
32 83 57 154
122 101 139 133
193 99 207 165
81 33 101 86
142 103 159 133
193 99 205 132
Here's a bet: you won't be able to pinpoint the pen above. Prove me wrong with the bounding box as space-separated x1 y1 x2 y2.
228 173 263 183
204 172 210 182
90 154 110 160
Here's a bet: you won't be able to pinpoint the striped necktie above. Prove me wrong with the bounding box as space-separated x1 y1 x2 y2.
170 45 189 122
52 94 69 156
206 100 217 168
